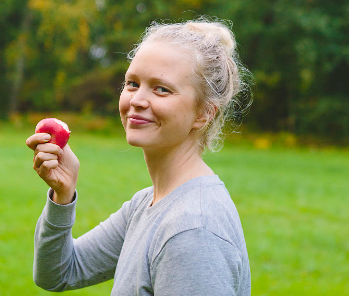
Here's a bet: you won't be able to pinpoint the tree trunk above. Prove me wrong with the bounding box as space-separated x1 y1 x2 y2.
8 10 32 116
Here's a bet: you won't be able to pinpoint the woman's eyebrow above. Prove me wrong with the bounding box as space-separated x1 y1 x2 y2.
149 77 178 90
125 72 179 91
124 70 137 79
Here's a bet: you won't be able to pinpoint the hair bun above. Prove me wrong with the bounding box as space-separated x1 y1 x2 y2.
185 21 236 56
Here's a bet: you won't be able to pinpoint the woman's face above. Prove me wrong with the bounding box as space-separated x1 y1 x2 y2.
119 42 205 152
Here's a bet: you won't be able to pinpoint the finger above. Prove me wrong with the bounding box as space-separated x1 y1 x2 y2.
26 133 51 150
34 143 63 157
34 152 58 170
37 159 59 178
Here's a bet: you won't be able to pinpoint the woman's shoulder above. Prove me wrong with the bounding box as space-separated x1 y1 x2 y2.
156 175 245 245
149 175 248 265
131 186 154 204
175 174 237 216
118 186 154 221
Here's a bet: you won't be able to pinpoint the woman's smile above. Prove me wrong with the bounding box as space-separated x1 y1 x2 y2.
127 114 155 126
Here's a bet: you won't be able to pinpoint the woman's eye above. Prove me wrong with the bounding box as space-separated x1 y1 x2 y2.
126 81 139 88
155 86 172 94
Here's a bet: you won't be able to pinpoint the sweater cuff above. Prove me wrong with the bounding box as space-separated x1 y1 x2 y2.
42 188 77 228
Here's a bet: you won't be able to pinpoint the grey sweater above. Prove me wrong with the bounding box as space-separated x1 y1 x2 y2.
34 175 251 295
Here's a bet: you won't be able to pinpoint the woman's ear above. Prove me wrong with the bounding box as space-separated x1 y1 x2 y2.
193 114 208 130
193 105 218 130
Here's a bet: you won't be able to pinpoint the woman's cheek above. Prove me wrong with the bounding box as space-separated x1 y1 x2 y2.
119 92 129 113
118 97 128 128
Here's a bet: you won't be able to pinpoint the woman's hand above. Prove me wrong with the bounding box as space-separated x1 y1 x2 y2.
26 133 80 205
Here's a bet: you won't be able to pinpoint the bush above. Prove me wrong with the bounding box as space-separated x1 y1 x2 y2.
296 96 349 143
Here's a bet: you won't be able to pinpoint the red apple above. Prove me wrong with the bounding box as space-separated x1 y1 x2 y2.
35 118 71 149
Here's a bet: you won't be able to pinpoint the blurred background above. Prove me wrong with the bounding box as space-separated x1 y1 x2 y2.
1 0 348 295
1 0 349 144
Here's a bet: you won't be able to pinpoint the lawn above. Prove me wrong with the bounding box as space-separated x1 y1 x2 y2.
1 124 348 295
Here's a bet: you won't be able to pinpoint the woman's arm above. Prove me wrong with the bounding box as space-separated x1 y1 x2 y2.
26 133 128 290
34 189 130 291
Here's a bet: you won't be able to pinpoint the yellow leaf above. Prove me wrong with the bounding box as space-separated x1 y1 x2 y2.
28 0 52 11
254 137 271 149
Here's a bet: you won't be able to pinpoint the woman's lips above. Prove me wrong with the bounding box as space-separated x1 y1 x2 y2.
128 115 154 125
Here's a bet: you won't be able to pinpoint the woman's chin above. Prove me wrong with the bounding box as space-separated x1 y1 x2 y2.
126 139 142 147
126 136 149 148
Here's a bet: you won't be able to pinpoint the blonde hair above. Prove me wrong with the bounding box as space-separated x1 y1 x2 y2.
128 17 253 152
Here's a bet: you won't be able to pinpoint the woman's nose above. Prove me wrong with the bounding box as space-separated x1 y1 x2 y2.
130 88 150 109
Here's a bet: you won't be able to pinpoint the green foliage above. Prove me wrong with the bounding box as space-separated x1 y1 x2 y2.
1 0 349 140
216 0 349 138
1 127 348 295
296 95 349 142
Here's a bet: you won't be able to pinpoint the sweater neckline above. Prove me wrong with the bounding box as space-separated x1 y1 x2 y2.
144 174 221 216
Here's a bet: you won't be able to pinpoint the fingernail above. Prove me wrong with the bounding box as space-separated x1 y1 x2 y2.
44 135 51 141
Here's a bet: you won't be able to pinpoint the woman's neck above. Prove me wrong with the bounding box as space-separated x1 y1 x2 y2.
143 143 214 206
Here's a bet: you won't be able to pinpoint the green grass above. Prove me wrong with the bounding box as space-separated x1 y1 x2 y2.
1 124 348 295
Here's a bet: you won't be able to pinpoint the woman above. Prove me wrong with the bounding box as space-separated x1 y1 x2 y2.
26 17 252 295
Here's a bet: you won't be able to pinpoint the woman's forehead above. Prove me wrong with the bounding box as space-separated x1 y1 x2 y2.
127 42 195 79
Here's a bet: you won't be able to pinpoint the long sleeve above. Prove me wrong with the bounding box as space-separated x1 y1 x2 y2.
151 228 247 296
33 189 130 291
